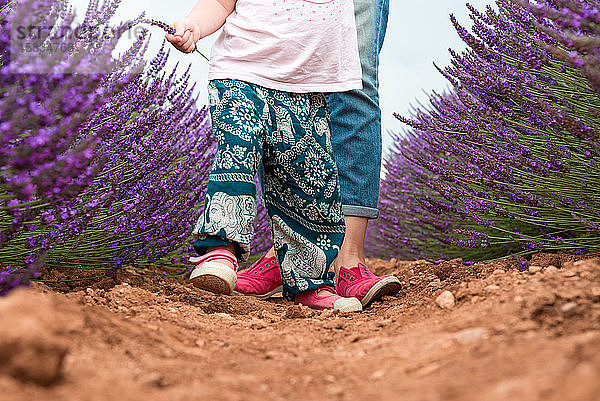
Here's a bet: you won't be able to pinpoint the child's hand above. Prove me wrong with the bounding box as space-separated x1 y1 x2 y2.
165 18 202 53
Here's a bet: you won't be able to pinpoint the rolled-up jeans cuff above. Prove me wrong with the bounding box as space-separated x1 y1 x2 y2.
342 205 379 219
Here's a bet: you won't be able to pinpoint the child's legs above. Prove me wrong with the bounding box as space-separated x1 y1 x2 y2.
258 87 346 298
192 80 266 261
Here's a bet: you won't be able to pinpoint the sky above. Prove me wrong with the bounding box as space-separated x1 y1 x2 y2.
70 0 495 157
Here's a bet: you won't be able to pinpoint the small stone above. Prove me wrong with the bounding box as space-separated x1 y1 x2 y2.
563 271 577 278
492 269 505 276
452 327 489 345
528 265 542 274
435 291 455 309
371 369 385 379
484 284 501 292
545 266 559 273
493 323 508 333
561 302 578 314
427 279 442 289
214 312 234 319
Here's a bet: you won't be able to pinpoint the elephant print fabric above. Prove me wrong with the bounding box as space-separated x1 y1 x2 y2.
193 79 345 298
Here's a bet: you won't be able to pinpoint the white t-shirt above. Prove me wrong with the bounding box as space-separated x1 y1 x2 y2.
208 0 363 93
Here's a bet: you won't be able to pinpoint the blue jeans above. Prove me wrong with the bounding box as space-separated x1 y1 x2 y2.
326 0 390 219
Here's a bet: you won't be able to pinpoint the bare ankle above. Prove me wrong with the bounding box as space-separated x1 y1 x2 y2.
334 252 366 272
266 247 276 258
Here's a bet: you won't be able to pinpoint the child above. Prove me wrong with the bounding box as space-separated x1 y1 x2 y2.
166 0 363 312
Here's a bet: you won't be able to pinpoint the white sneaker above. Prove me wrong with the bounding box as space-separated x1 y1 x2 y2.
189 250 238 295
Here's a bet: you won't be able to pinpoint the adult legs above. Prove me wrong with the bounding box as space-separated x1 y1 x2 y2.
326 0 390 272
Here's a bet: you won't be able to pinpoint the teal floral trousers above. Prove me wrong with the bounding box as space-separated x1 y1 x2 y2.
193 79 346 298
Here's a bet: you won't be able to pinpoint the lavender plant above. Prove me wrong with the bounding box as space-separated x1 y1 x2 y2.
22 46 215 275
0 0 216 294
368 0 600 262
0 0 131 292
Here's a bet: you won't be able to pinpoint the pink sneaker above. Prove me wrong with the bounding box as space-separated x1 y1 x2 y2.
233 253 283 299
337 263 402 307
295 286 362 312
189 250 238 295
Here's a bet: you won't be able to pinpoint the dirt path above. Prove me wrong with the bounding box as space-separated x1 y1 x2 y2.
2 254 600 401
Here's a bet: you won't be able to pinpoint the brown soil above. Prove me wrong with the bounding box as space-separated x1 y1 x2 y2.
2 254 600 401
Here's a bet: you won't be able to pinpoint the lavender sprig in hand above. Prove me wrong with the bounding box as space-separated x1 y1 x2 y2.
138 18 210 61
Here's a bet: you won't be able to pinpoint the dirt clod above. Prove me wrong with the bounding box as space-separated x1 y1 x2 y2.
0 290 71 386
529 265 543 274
485 284 501 292
284 304 315 319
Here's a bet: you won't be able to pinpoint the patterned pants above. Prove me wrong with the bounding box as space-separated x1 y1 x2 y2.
193 79 346 298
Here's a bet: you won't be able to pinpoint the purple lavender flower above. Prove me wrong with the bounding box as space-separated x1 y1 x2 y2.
1 0 216 294
368 0 600 263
